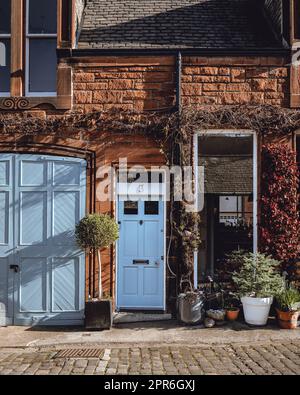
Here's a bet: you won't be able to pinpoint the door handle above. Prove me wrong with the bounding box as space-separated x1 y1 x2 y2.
10 265 20 273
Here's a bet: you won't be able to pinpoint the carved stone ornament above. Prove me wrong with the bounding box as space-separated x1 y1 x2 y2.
0 97 30 110
0 96 71 111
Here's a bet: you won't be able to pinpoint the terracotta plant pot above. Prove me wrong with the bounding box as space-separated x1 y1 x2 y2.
226 308 240 321
276 309 299 329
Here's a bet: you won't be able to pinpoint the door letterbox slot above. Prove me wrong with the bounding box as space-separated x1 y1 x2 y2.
133 259 149 265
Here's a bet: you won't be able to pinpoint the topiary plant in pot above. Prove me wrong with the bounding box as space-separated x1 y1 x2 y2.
275 287 300 329
76 214 119 330
232 252 284 326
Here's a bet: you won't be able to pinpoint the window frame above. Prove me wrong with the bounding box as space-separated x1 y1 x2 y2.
193 130 258 287
25 0 58 97
294 0 300 41
0 0 11 97
0 35 11 97
0 0 73 110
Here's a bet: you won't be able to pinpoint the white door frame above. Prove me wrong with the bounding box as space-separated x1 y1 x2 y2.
115 176 167 311
193 130 258 288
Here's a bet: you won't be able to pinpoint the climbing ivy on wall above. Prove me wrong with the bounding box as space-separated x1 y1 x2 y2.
1 105 300 285
261 143 300 278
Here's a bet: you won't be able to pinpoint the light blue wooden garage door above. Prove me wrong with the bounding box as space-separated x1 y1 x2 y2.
0 154 86 326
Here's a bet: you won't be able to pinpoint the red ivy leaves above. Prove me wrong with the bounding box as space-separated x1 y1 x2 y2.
260 143 300 274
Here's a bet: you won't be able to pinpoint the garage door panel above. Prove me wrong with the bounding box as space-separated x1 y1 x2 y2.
0 156 13 326
53 191 79 245
53 162 81 186
0 192 9 245
0 161 9 186
52 257 80 312
0 258 8 318
20 160 46 187
19 257 47 313
20 192 47 245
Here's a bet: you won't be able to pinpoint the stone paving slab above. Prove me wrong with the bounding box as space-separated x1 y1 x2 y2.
0 340 299 375
1 321 300 349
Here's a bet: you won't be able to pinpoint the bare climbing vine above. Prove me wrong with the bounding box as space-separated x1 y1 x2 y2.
1 104 300 285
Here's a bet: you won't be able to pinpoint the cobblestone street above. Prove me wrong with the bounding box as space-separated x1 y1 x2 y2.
0 340 299 375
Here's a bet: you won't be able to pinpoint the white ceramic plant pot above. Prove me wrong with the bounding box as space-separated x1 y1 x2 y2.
241 296 273 326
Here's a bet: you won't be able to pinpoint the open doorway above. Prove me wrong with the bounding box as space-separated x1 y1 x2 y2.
195 132 257 281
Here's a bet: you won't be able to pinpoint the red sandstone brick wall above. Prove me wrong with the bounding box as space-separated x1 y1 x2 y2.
182 57 289 107
72 57 176 112
72 56 289 111
0 131 165 300
0 55 291 304
71 55 290 301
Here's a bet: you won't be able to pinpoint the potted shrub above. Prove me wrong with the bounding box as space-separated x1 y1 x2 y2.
76 213 119 330
275 287 300 329
232 252 284 326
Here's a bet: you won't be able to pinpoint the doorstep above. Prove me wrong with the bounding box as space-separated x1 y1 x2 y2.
113 312 173 325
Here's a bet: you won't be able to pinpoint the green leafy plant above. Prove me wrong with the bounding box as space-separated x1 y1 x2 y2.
76 214 119 299
275 287 300 312
232 252 284 298
224 293 240 310
216 249 247 283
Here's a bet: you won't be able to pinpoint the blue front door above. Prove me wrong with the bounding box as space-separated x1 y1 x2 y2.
0 154 86 326
117 199 165 310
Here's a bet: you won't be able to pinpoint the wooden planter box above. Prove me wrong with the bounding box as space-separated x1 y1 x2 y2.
85 300 113 330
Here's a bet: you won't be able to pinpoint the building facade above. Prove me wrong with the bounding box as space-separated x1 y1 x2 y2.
0 0 299 326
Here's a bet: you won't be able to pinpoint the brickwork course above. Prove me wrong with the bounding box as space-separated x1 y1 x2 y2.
72 56 289 113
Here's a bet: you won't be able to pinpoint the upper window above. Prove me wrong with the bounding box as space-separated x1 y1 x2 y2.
0 0 11 96
28 0 57 34
295 0 300 40
0 0 57 98
26 0 57 96
0 0 11 34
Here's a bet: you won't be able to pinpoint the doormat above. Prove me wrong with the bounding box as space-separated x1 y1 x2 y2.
53 348 104 359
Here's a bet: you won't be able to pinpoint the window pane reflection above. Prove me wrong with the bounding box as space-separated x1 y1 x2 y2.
124 201 138 215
